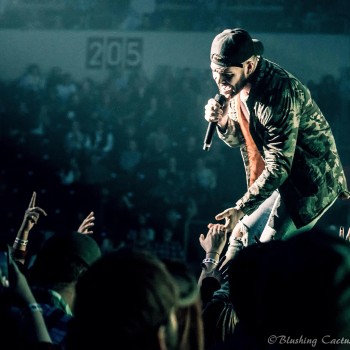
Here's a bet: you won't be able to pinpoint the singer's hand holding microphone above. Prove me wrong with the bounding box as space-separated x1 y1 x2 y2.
203 94 228 151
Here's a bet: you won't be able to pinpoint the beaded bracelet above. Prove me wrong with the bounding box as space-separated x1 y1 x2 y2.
202 258 218 265
15 238 28 246
201 258 219 269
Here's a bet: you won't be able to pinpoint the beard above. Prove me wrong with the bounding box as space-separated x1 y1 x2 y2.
219 74 249 99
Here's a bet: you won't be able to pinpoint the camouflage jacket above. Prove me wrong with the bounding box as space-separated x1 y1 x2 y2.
218 58 349 228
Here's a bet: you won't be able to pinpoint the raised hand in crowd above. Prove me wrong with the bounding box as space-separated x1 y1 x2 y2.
12 191 47 265
77 211 95 234
198 225 239 350
199 224 227 259
339 226 350 241
198 223 227 286
17 191 47 234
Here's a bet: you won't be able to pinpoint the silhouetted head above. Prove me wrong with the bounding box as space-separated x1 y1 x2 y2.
67 247 179 350
228 228 350 348
29 231 101 289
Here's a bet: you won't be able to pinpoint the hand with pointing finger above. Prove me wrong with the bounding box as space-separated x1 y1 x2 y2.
214 206 244 234
13 191 47 264
19 191 47 233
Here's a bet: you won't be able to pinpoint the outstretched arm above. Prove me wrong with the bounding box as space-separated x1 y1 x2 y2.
198 223 227 287
7 248 54 345
213 207 244 237
12 191 47 265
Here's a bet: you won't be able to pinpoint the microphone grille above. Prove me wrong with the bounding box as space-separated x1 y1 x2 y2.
214 94 226 107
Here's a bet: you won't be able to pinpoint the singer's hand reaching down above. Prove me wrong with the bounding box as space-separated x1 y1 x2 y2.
204 96 228 130
213 207 245 234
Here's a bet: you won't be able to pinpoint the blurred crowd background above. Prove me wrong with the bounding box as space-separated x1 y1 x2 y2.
1 0 349 267
0 0 349 33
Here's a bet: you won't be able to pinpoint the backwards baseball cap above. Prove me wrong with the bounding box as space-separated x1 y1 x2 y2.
35 231 102 267
210 28 264 68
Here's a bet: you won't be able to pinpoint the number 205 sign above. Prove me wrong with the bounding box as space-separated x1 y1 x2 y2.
86 37 143 69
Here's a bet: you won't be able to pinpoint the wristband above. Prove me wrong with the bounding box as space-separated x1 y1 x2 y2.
201 258 218 269
15 238 28 246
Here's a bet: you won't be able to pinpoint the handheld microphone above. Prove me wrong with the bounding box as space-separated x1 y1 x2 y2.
203 94 226 151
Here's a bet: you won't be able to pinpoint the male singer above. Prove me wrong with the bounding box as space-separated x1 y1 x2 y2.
204 28 349 245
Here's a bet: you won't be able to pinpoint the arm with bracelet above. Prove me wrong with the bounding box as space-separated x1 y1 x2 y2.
8 249 54 346
198 223 227 287
12 191 47 265
197 224 240 349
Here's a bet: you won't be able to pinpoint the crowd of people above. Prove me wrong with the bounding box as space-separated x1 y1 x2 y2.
1 61 239 265
0 0 349 34
1 189 350 349
1 22 350 349
1 57 350 265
